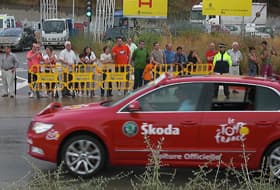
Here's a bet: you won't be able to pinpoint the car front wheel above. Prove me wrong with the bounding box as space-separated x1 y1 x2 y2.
60 135 106 177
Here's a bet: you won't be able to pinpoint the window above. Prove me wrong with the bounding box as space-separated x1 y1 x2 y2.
211 83 256 111
255 86 280 111
11 19 15 28
137 83 204 112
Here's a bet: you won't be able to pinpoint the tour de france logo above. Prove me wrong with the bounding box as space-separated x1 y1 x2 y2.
215 118 250 144
122 121 138 137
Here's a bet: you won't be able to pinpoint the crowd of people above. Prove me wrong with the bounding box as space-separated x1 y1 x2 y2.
0 37 278 99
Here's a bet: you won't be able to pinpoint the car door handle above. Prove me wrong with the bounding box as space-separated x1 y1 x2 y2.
256 121 274 126
180 121 197 125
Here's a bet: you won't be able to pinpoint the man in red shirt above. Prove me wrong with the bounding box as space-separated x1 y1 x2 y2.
205 42 217 72
112 36 131 96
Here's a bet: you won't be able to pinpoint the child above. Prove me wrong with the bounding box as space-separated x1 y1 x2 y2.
142 62 155 85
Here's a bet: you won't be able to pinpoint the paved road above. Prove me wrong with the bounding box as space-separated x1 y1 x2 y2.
0 101 199 189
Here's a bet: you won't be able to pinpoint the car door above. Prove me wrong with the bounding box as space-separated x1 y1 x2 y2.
112 83 205 165
199 82 280 168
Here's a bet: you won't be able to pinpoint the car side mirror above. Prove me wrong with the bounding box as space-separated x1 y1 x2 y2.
128 101 141 112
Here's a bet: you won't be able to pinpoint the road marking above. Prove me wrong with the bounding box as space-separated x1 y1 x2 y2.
0 70 29 89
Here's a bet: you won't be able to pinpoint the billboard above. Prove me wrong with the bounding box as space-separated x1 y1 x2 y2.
123 0 168 18
202 0 252 16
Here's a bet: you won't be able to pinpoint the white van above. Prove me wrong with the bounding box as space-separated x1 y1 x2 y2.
0 14 16 32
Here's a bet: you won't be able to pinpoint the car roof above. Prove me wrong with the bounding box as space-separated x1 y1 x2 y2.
164 75 280 89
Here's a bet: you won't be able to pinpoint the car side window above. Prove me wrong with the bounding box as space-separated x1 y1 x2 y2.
211 83 256 111
137 83 204 112
255 86 280 111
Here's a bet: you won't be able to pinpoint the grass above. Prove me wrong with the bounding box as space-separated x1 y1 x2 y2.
3 137 278 190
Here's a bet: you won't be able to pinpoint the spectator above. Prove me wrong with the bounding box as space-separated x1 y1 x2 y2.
126 38 137 63
150 42 166 65
100 46 113 97
83 46 97 97
213 43 232 99
205 42 217 71
188 50 201 64
260 40 277 78
26 43 42 98
174 87 195 111
174 46 187 75
59 41 77 97
227 41 243 76
132 40 149 89
142 61 155 85
150 42 166 77
1 46 19 98
164 43 176 64
42 46 57 96
112 36 131 96
247 46 258 76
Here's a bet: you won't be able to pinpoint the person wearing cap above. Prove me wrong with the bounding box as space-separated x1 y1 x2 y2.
1 46 19 98
227 41 243 76
213 43 232 99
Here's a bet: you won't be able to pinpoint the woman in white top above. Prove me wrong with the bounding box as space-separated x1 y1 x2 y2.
82 47 97 96
100 46 113 97
43 46 57 95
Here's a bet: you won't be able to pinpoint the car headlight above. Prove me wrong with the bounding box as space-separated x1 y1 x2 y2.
32 122 53 134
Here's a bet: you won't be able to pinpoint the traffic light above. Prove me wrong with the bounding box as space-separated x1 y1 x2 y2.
86 0 92 19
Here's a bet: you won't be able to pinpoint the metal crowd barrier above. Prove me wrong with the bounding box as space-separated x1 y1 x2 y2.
28 63 212 93
152 63 213 77
28 63 134 92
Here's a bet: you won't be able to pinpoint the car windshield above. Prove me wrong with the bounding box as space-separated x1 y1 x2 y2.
101 83 153 107
190 10 205 21
43 21 65 33
102 74 167 107
0 28 21 36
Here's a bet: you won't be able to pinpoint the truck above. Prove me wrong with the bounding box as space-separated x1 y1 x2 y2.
0 14 16 32
41 18 73 48
190 2 267 34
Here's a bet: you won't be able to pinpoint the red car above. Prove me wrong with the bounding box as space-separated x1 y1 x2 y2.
27 74 280 178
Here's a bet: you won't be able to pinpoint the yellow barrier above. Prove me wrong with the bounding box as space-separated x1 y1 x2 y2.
98 64 134 91
28 63 212 93
65 64 98 91
152 63 213 77
28 64 65 92
28 63 134 92
185 63 213 75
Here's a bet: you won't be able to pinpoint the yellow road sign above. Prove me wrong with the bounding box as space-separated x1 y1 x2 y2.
123 0 168 18
202 0 252 16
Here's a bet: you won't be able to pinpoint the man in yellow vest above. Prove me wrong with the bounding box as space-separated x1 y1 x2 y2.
213 43 232 99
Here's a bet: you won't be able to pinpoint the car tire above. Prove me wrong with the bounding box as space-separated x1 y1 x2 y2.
60 135 106 178
263 142 280 179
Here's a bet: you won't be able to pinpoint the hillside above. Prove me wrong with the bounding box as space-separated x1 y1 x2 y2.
1 0 280 17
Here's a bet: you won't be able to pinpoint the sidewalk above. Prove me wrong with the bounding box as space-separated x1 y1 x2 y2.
0 94 109 118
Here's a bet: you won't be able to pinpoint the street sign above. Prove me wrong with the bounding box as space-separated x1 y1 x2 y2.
123 0 168 18
202 0 252 16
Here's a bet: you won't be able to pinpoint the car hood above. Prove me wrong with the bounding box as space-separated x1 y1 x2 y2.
36 101 110 117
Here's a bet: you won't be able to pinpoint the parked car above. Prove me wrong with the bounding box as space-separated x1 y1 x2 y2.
0 27 36 51
103 26 128 41
224 25 241 35
27 74 280 178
